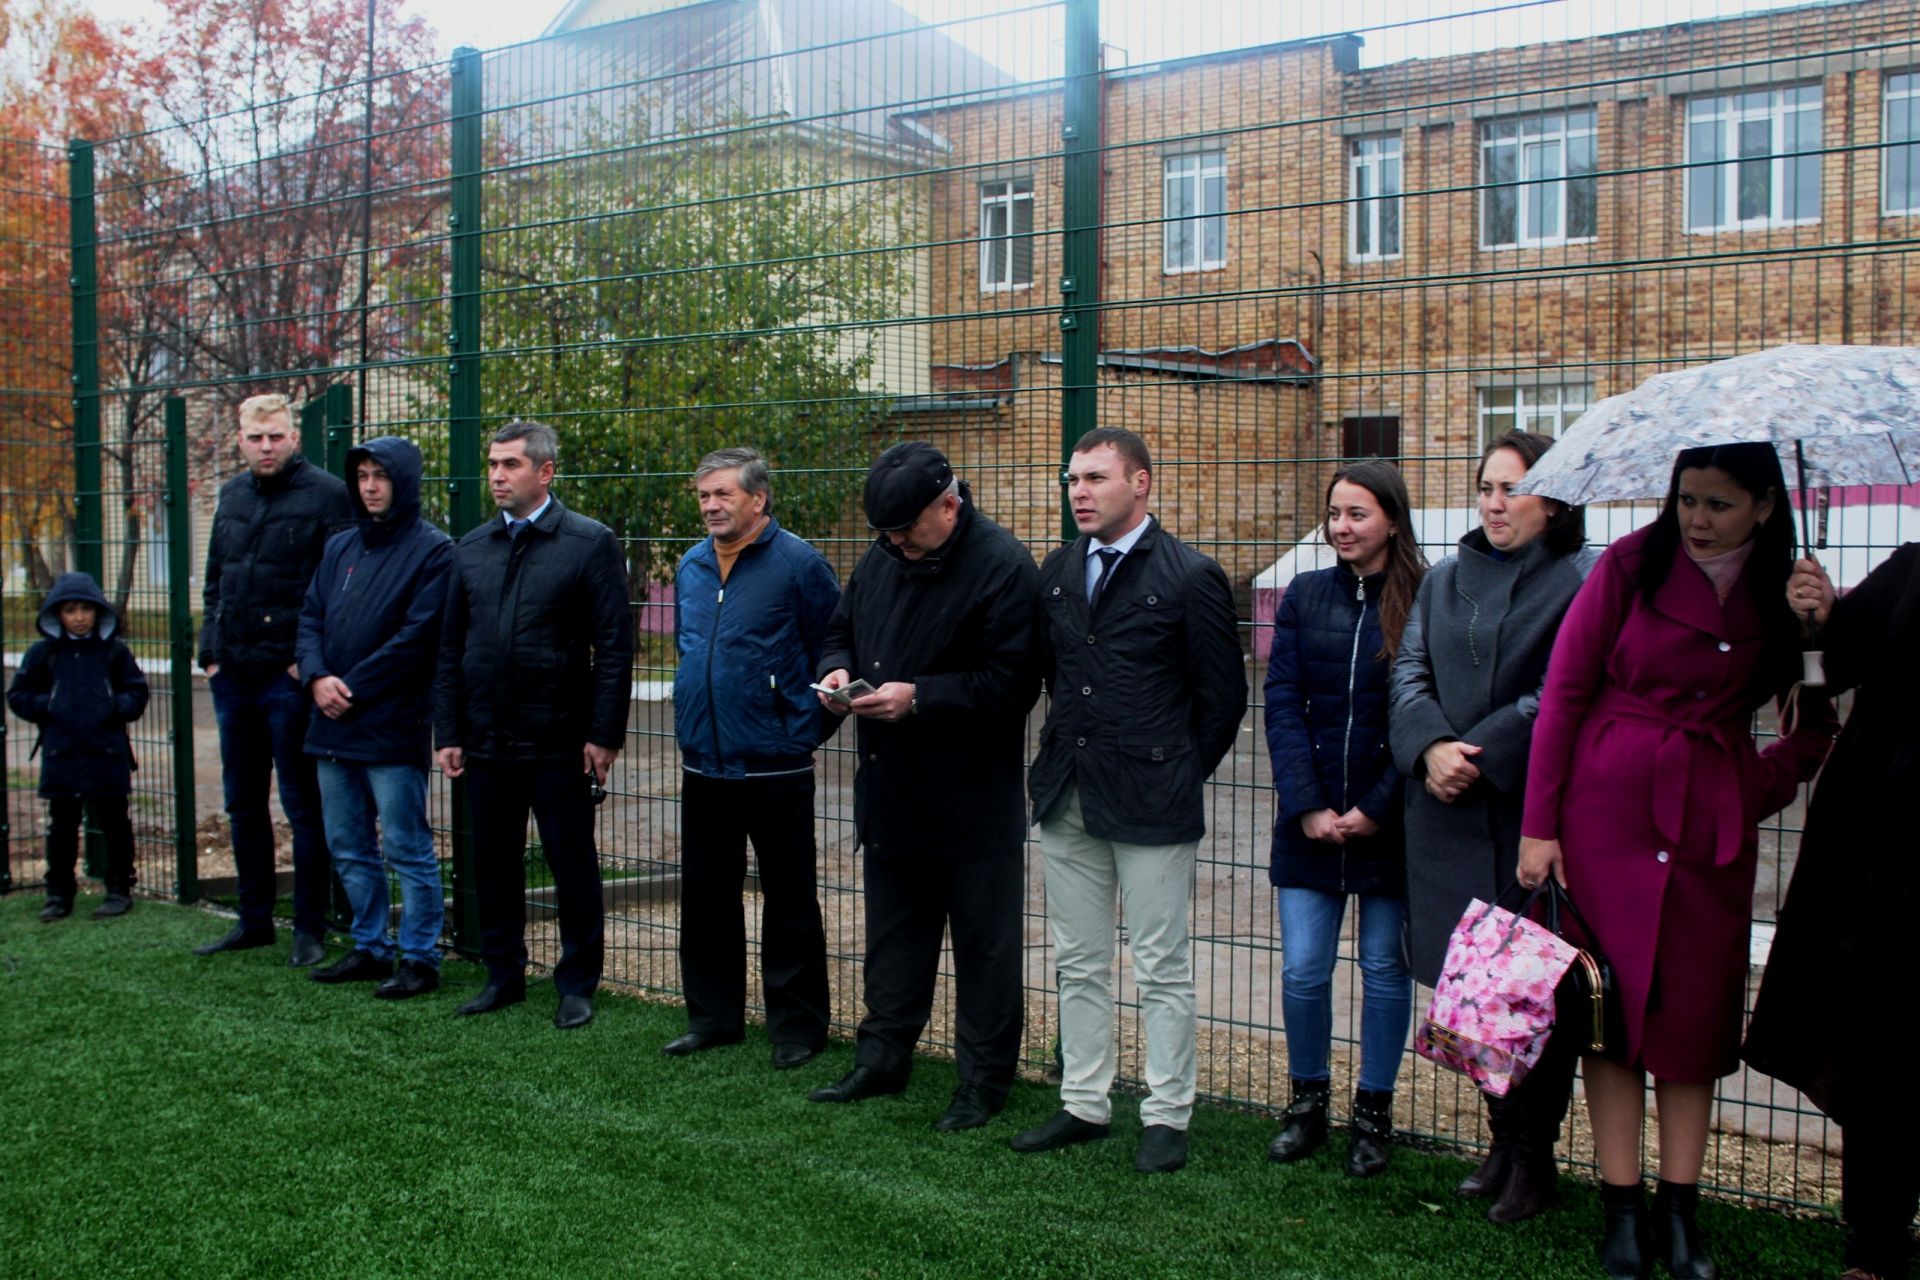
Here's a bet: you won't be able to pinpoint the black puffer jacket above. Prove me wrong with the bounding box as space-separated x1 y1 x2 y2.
819 493 1041 858
297 437 453 765
1263 563 1405 895
6 573 149 798
199 454 353 673
433 497 634 763
1029 519 1247 845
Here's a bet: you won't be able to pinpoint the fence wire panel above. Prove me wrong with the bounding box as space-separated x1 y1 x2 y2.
0 137 75 898
27 0 1920 1215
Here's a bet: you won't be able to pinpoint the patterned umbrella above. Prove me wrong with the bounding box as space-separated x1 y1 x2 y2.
1512 344 1920 504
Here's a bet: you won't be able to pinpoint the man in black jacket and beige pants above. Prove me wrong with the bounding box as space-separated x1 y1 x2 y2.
434 420 633 1029
807 442 1041 1132
1012 427 1246 1174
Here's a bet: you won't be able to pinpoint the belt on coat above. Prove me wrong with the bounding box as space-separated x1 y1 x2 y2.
1595 689 1749 869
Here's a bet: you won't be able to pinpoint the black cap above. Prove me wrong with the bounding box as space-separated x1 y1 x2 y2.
863 441 953 531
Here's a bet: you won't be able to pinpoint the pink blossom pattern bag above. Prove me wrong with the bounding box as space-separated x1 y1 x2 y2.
1415 891 1580 1097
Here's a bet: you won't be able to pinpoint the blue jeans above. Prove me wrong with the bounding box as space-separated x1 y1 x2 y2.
1277 887 1413 1095
210 668 330 938
314 759 444 967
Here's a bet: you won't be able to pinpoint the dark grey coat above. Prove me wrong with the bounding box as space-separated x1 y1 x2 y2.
1388 531 1598 985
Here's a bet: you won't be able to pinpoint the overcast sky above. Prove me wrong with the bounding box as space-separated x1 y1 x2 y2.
73 0 1833 74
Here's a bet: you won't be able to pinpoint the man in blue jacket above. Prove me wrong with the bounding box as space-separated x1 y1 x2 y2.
297 437 453 999
663 447 840 1069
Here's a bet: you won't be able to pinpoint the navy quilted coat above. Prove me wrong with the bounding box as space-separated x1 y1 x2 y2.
1263 564 1406 894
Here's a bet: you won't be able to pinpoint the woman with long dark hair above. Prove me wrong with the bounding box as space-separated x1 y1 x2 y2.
1389 430 1596 1222
1519 442 1835 1279
1264 459 1426 1177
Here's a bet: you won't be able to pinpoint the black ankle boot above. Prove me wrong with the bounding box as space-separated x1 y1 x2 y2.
1488 1095 1560 1224
1266 1078 1329 1163
1346 1089 1393 1178
1598 1181 1651 1280
1457 1092 1515 1198
1652 1180 1717 1279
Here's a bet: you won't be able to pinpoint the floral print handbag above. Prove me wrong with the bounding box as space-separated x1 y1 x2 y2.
1415 887 1581 1097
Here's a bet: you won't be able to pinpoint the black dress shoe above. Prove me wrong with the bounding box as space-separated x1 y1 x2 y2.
933 1083 1005 1132
193 923 275 955
40 898 72 923
1010 1108 1111 1153
553 994 594 1029
91 894 133 919
310 950 394 984
456 982 527 1016
662 1030 744 1057
374 960 440 1000
771 1042 822 1071
287 933 327 968
808 1065 907 1104
1135 1124 1190 1174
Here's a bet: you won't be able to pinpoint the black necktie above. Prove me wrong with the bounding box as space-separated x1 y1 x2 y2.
508 519 528 540
1089 547 1121 612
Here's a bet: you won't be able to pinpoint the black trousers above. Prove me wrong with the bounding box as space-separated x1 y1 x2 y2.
466 758 603 997
854 843 1024 1101
44 796 135 900
1843 1117 1920 1278
679 771 830 1047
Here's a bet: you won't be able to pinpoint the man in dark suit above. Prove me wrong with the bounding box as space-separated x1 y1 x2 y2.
433 420 633 1029
1013 427 1246 1174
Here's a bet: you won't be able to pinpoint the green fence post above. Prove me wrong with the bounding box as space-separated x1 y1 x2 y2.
69 139 104 584
164 397 200 904
325 382 353 478
299 395 328 470
1058 0 1101 542
69 138 108 881
446 45 485 954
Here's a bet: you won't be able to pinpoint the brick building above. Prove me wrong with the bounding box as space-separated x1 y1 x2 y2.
899 0 1920 599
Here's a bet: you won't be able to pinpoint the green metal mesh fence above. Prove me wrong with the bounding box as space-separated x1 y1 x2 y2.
7 0 1920 1211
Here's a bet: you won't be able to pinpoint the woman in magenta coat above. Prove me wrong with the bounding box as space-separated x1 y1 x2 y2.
1519 443 1834 1280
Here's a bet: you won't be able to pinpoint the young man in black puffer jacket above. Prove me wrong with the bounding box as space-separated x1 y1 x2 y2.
193 393 353 966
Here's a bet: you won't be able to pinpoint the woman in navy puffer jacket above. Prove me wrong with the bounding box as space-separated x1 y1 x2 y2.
1263 459 1426 1178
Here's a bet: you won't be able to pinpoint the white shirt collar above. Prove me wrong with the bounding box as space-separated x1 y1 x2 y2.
505 495 553 528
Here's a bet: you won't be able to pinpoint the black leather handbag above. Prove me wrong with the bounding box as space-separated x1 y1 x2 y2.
1543 881 1625 1059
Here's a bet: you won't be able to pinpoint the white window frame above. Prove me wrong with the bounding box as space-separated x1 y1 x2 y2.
1162 151 1227 274
1349 134 1403 262
978 178 1033 293
1479 109 1598 250
1685 84 1823 233
1478 382 1593 448
1885 72 1920 217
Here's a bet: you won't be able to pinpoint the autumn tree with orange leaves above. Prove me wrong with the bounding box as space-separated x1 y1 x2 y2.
1 0 443 603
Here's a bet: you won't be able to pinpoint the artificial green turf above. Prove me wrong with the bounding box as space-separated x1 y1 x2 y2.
0 895 1843 1279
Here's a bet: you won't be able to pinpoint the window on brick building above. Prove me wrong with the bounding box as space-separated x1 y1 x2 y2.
1686 85 1822 232
1163 151 1227 273
1478 382 1592 446
1349 135 1403 261
1342 416 1401 461
1480 109 1597 249
1885 73 1920 217
979 178 1033 292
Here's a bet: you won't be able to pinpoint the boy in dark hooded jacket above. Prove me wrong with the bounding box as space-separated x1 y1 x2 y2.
6 572 151 920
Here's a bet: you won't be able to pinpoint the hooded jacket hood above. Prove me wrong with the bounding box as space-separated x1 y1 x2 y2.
37 572 118 641
345 436 425 546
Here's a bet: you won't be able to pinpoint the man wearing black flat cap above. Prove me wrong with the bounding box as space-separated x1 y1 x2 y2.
807 441 1041 1132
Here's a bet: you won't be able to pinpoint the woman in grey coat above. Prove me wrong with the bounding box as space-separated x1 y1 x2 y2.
1388 430 1597 1223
